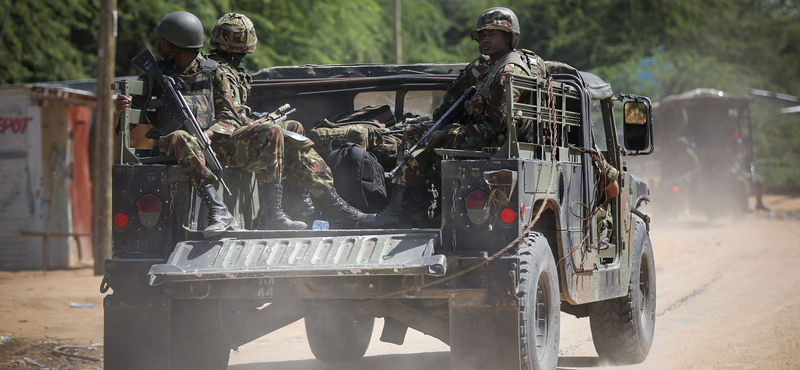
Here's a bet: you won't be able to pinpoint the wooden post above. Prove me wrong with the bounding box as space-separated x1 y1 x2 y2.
394 0 402 64
93 0 117 275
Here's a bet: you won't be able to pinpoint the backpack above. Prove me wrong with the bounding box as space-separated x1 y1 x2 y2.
326 143 388 213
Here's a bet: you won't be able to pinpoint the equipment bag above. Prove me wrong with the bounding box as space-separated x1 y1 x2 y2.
326 143 388 213
309 104 402 169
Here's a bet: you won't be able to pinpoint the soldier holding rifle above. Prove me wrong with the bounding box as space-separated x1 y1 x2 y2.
115 11 305 237
358 7 547 228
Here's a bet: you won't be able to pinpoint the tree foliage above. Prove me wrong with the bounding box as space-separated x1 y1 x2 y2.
1 0 799 185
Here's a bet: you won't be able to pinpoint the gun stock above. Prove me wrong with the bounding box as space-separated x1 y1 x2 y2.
254 104 296 124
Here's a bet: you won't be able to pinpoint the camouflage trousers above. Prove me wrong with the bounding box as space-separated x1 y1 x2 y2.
158 124 283 189
280 120 334 198
284 144 335 198
393 123 496 188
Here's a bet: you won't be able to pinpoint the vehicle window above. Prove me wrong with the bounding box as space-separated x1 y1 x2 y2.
354 91 396 111
354 90 445 118
404 90 445 117
591 100 608 151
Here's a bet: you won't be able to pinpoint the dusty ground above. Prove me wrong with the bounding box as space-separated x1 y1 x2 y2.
1 193 799 370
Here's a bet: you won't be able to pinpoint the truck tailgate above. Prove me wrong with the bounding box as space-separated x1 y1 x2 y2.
148 230 444 284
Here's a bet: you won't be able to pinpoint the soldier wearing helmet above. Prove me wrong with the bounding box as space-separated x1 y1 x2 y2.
115 11 308 235
206 13 373 229
358 7 548 228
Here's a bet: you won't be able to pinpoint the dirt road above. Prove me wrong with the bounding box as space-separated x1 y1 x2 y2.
1 194 799 370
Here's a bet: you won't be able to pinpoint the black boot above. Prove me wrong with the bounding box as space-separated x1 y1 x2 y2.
255 183 307 230
356 186 426 229
198 184 238 238
283 185 317 224
317 187 373 228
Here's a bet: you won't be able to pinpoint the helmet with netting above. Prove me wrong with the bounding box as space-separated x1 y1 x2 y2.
470 7 520 48
155 11 204 49
210 13 257 54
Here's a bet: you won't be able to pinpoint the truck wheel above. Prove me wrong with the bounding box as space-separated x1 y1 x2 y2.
519 233 560 370
305 312 374 361
589 220 656 365
171 299 231 370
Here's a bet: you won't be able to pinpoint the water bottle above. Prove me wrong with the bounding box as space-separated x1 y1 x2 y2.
312 220 329 230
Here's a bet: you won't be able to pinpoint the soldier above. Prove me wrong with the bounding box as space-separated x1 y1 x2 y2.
594 153 620 244
115 11 305 237
207 12 371 228
358 7 547 228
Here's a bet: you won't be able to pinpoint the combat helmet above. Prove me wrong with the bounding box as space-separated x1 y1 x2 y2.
155 11 204 49
210 13 257 54
470 7 520 48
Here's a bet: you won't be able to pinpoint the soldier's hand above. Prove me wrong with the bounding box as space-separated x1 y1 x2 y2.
425 130 446 149
203 130 214 144
605 181 620 198
115 94 131 114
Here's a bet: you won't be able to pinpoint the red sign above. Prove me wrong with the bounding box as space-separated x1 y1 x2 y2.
0 116 32 134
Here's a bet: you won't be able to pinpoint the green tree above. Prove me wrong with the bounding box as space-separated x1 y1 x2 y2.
0 0 97 83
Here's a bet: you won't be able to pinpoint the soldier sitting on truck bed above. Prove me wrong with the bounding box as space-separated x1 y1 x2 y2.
206 12 373 228
357 7 547 228
115 11 367 237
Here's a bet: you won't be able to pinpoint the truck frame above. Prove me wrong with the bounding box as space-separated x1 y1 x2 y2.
104 60 656 370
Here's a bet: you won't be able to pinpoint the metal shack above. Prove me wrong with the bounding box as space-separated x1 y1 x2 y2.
0 83 95 271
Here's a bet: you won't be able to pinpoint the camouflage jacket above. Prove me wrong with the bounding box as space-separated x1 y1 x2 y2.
433 49 547 149
143 52 219 132
207 53 255 136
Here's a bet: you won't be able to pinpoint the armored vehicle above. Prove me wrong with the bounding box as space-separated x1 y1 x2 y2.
105 60 656 370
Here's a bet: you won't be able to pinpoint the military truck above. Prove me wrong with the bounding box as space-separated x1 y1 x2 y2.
104 60 656 370
631 88 766 219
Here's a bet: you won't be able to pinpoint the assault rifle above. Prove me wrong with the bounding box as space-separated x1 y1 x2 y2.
131 49 231 195
387 86 476 178
254 104 297 124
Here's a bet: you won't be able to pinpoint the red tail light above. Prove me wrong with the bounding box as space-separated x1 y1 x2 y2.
672 185 680 193
465 190 490 225
114 212 129 228
137 194 162 228
500 208 516 223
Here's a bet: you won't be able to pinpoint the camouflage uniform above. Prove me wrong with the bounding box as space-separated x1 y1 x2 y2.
207 52 335 198
155 52 284 189
358 7 545 229
595 155 620 241
394 50 547 188
208 12 370 228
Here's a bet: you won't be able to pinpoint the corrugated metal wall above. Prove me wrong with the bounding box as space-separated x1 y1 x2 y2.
0 89 44 270
68 105 93 263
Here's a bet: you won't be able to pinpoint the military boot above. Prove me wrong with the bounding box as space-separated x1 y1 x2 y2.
283 184 317 224
198 184 238 238
356 186 427 229
317 187 373 228
255 183 307 230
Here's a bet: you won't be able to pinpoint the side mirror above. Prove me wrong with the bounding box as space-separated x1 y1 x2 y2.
622 98 653 154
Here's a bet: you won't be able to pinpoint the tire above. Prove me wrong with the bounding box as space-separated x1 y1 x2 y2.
519 232 560 370
305 311 375 361
171 299 231 370
589 220 656 365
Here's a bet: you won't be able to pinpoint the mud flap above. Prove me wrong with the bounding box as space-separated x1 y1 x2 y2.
449 305 521 370
104 259 172 370
104 302 171 370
